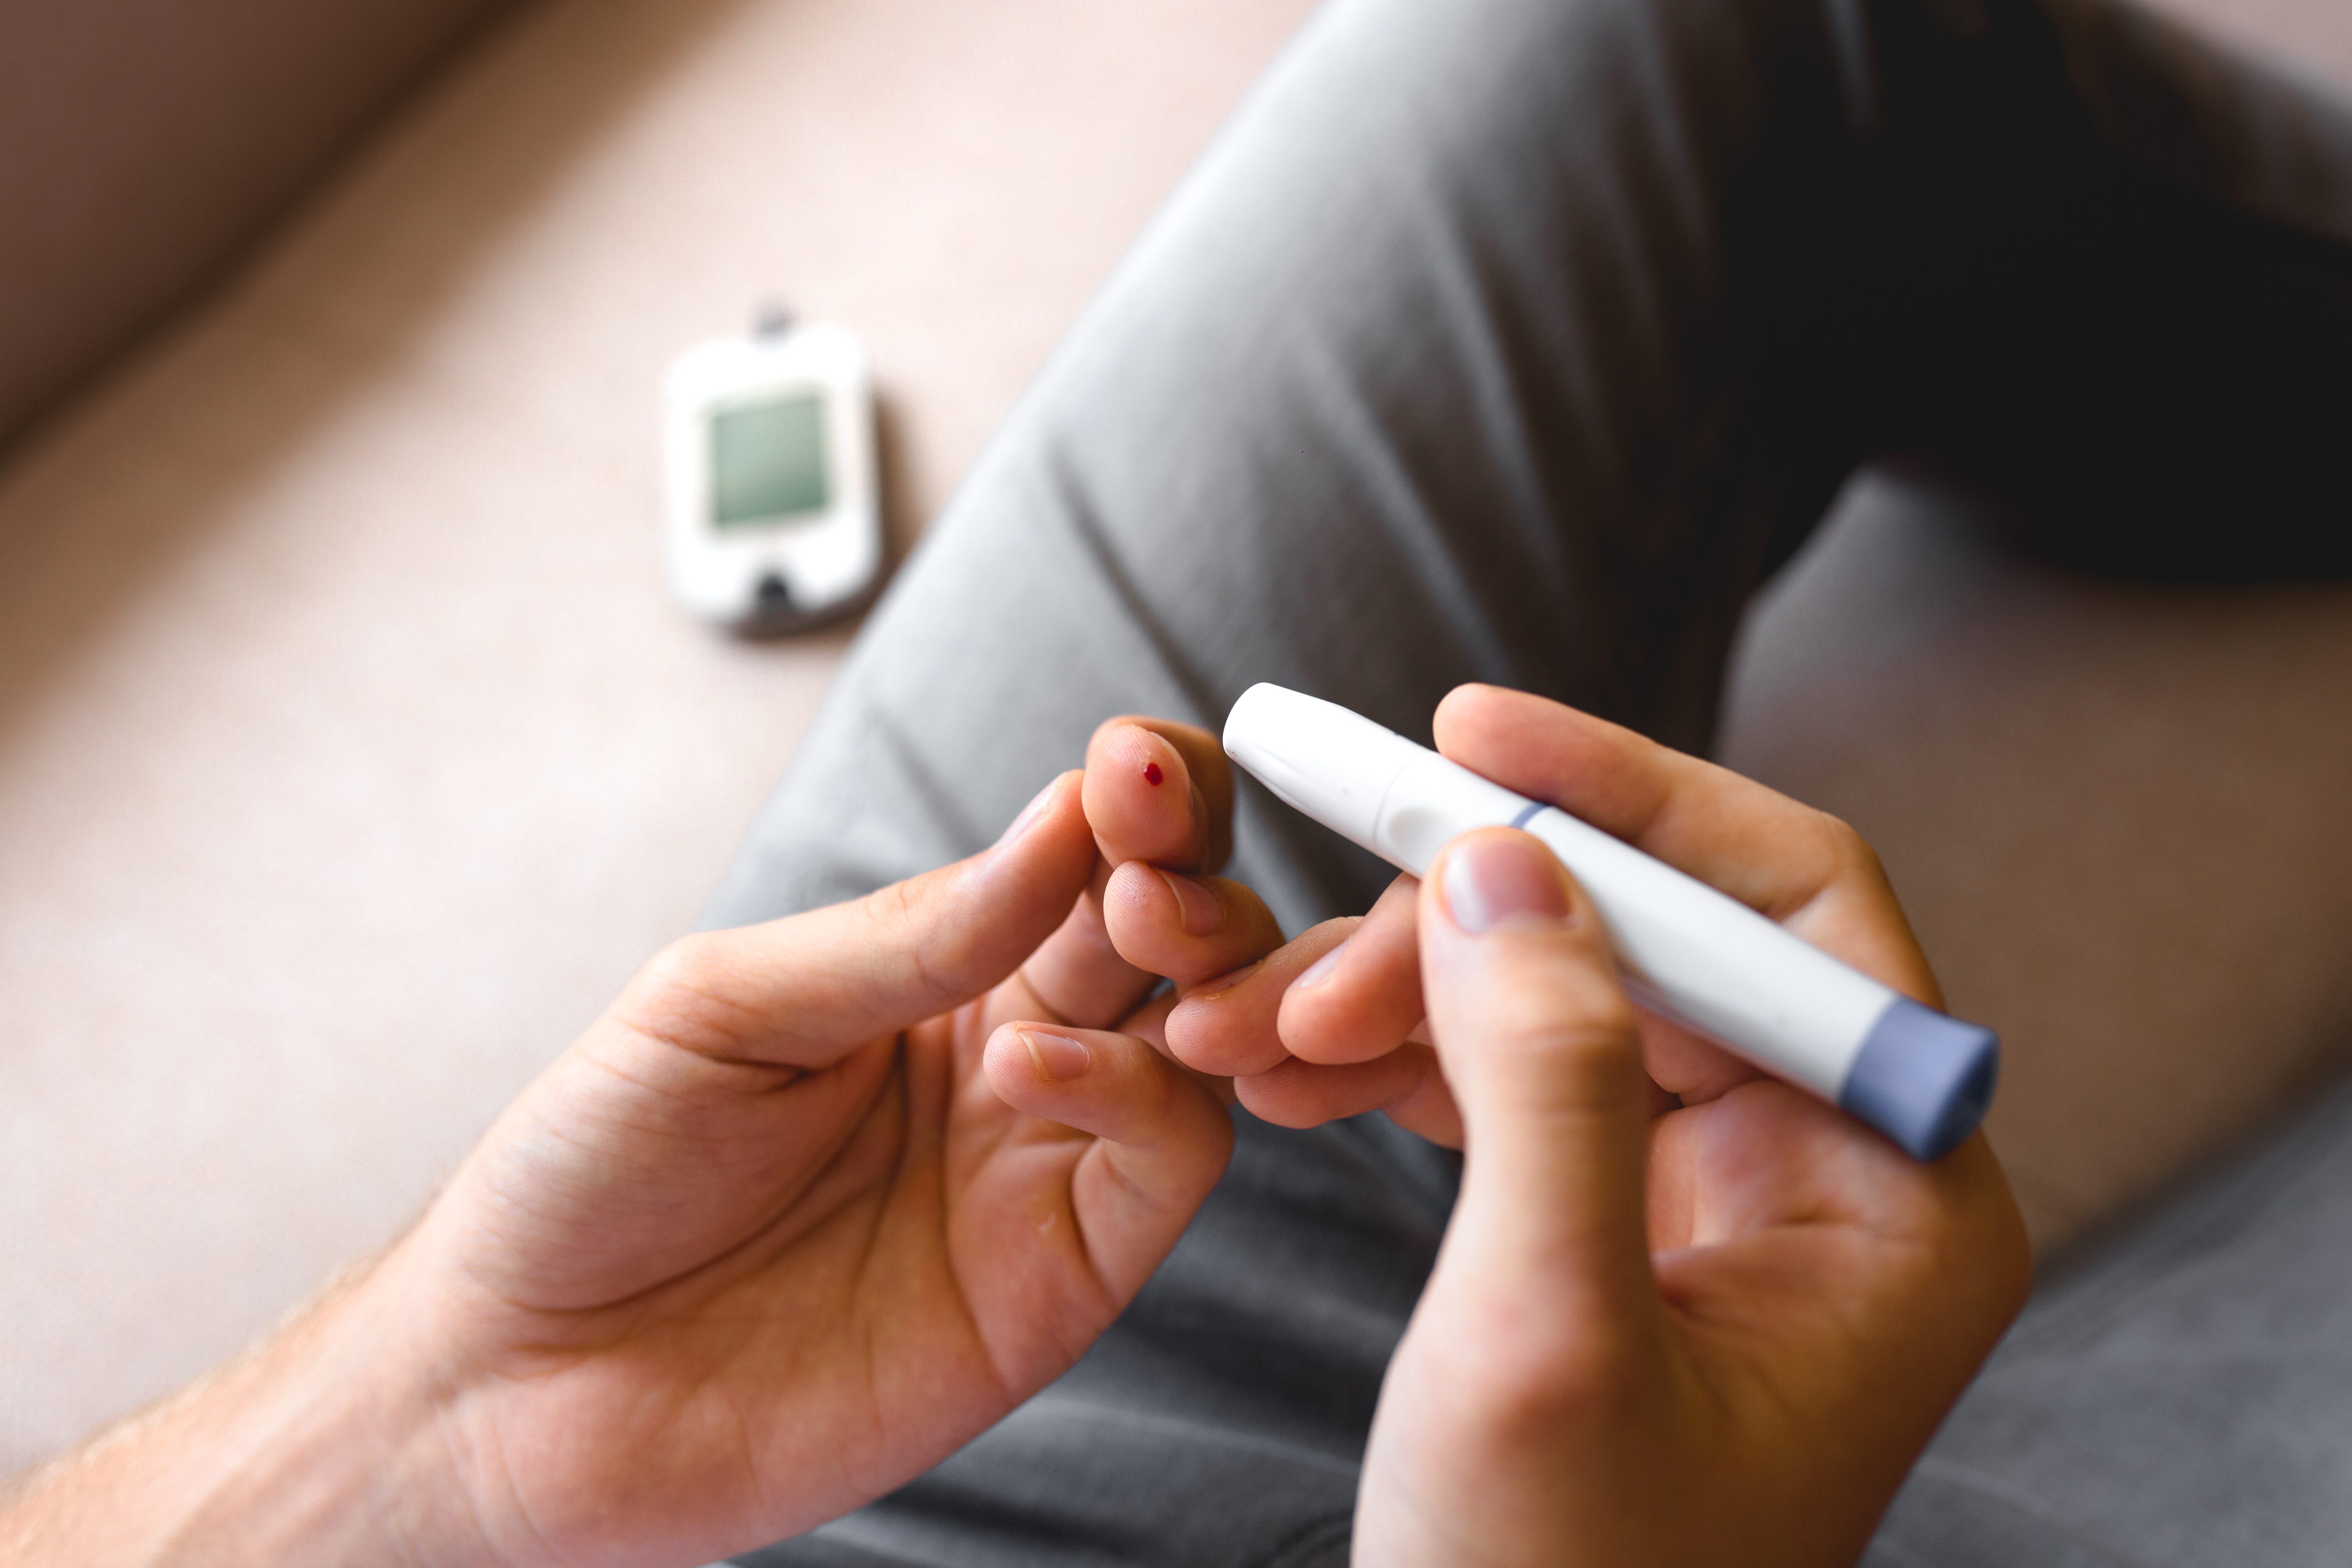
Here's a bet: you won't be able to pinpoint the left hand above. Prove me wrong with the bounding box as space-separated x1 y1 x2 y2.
384 720 1254 1567
1 715 1287 1568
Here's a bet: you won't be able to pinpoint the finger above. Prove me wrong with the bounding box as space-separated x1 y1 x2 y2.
1099 863 1288 989
1081 717 1234 873
1234 1042 1463 1146
1022 719 1237 1027
1164 918 1353 1076
1017 887 1156 1030
1114 989 1240 1107
1420 828 1659 1332
1636 1011 1766 1106
982 1023 1237 1300
1384 1050 1467 1146
988 978 1241 1108
1432 685 1938 1004
1276 873 1424 1065
604 771 1095 1068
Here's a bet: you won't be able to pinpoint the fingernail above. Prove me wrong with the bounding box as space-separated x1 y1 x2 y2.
995 777 1059 847
1021 1027 1091 1081
1157 869 1226 937
1443 835 1570 934
1292 940 1347 990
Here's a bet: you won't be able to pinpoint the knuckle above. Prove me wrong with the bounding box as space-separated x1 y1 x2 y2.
624 933 753 1055
1455 962 1645 1109
1577 987 1642 1046
638 931 729 1002
861 873 925 939
1133 1050 1192 1130
1481 959 1639 1049
1501 1013 1643 1084
1812 808 1884 878
857 871 969 1004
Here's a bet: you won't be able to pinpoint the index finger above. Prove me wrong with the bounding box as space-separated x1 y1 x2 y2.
1431 685 1939 1005
608 769 1097 1067
1023 717 1254 1029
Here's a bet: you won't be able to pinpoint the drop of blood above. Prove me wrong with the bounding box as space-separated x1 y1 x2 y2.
1143 762 1164 786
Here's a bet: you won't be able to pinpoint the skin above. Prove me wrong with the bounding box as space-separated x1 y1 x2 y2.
1 688 2029 1567
0 717 1256 1568
1130 685 2034 1566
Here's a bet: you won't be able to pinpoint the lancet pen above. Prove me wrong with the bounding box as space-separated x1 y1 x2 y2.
1221 684 1997 1161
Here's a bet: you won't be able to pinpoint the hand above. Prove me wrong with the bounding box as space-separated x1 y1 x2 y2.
1314 687 2030 1566
0 718 1258 1568
404 717 1259 1566
1155 683 1979 1144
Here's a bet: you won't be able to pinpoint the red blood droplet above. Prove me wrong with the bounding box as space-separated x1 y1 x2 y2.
1143 762 1165 786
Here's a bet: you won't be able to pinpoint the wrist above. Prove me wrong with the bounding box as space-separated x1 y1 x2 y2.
0 1243 499 1567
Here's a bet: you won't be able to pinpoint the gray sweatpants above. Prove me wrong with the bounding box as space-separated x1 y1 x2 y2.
704 0 2352 1560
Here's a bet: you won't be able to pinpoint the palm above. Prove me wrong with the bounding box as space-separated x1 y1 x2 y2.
410 969 1160 1556
1368 1064 2021 1568
1645 1076 1936 1330
375 741 1246 1568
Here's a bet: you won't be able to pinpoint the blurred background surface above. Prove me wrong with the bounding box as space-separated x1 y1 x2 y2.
2 0 2349 1481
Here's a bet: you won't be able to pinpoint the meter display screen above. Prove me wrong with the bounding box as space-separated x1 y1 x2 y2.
710 392 829 526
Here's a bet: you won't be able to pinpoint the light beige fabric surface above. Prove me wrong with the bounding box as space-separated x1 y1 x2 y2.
2 0 2348 1486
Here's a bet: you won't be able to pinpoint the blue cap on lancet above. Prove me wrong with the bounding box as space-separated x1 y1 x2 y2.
1838 998 1999 1161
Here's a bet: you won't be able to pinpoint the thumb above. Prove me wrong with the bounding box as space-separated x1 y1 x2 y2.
1419 829 1658 1330
606 770 1097 1067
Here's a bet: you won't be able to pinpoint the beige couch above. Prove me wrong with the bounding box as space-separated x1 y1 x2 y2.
4 0 2349 1486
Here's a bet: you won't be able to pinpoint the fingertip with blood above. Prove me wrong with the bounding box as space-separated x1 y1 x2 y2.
1083 723 1202 869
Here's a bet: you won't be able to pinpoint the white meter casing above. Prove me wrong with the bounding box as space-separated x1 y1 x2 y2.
663 322 882 631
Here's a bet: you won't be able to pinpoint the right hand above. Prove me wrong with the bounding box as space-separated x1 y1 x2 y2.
1107 684 2030 1562
1147 683 1992 1148
1353 825 2027 1565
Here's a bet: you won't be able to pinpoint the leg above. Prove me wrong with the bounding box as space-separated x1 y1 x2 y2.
703 0 2352 1561
709 0 2352 939
1827 0 2352 579
1868 1075 2352 1567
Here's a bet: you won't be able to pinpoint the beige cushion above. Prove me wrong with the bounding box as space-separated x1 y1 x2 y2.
0 0 509 446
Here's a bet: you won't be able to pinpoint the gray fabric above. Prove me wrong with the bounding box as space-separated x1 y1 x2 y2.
1867 1076 2352 1567
703 0 2352 1561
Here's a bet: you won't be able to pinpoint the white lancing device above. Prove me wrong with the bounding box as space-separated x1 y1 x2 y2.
1220 684 1997 1161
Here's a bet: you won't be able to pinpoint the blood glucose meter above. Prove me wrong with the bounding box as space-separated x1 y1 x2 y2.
662 314 882 631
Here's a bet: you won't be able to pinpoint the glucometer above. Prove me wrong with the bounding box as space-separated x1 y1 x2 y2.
662 311 882 631
1221 684 1998 1161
